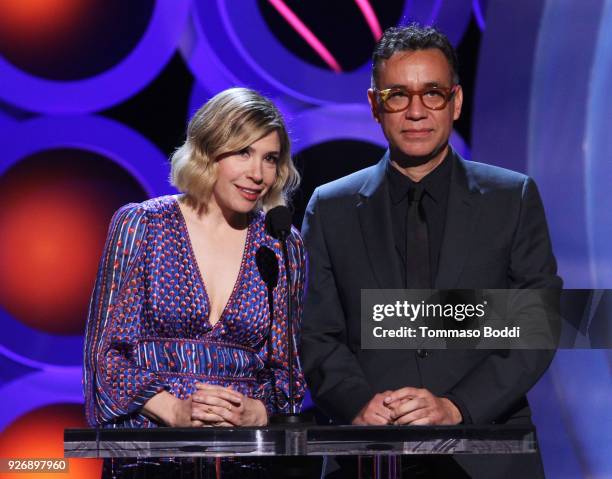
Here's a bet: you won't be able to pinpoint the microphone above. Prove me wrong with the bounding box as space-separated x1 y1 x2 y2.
264 206 300 420
256 246 279 290
265 206 292 241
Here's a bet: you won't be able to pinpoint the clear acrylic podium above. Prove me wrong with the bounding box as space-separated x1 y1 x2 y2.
64 424 537 478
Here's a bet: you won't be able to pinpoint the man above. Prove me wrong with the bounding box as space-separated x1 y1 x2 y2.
301 24 561 477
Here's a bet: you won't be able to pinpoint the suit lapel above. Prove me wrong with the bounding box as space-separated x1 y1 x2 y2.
357 153 404 289
435 154 481 288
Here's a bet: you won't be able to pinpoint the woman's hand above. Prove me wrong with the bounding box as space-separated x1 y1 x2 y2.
142 391 204 427
170 396 206 427
191 383 268 427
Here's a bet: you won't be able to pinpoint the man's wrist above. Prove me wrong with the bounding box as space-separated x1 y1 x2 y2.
441 398 462 424
440 393 471 424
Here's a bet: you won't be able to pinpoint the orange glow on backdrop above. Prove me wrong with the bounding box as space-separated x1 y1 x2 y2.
0 0 90 46
0 184 102 335
0 149 148 336
0 403 102 479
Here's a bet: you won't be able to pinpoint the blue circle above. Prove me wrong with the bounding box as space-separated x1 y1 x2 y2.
0 0 190 114
186 0 472 105
0 115 171 367
290 104 386 150
0 370 82 431
585 1 612 288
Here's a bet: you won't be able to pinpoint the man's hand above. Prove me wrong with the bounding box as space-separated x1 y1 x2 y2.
383 387 462 425
351 391 393 425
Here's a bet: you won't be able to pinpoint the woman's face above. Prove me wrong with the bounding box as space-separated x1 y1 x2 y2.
211 130 280 218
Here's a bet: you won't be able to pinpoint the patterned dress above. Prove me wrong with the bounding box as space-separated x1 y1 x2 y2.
83 195 306 427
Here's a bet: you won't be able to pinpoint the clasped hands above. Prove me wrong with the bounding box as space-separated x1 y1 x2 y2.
352 387 462 426
172 383 267 428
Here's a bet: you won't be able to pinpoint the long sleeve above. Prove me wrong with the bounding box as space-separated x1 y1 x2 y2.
444 178 562 424
254 228 306 415
83 204 167 427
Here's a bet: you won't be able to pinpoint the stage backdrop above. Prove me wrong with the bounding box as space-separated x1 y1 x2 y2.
1 1 611 478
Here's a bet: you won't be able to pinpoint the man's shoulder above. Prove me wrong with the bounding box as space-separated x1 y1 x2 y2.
315 164 380 200
460 158 530 193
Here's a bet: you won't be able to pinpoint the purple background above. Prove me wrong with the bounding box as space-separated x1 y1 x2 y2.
1 1 611 477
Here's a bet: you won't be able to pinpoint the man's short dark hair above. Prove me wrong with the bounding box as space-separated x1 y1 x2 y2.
371 23 459 88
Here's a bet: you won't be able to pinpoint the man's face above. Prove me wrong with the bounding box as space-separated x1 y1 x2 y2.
368 48 463 163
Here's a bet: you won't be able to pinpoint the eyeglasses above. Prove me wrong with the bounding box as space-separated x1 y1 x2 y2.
374 85 458 112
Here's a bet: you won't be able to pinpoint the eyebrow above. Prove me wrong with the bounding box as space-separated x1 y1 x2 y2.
383 81 449 90
242 145 281 156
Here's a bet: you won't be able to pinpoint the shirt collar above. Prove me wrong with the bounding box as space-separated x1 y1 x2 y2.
386 148 453 205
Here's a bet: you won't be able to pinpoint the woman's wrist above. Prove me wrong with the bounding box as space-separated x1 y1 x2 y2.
143 391 188 427
169 396 191 427
245 397 268 426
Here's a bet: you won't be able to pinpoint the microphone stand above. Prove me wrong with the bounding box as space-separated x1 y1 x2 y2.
264 212 320 478
270 230 303 424
265 207 313 427
282 231 296 415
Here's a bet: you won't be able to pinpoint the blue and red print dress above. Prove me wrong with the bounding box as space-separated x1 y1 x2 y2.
83 195 306 427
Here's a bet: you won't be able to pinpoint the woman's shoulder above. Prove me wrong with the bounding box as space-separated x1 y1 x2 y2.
288 225 305 263
289 224 304 243
112 195 177 222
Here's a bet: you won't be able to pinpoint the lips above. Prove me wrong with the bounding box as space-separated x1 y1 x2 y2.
235 185 263 202
402 129 433 137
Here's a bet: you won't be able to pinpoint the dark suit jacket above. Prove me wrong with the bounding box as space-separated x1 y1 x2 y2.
301 150 562 476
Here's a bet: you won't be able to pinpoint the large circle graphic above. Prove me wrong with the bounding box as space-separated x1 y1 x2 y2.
0 0 190 113
0 115 171 367
257 0 406 72
0 149 148 335
0 370 82 431
0 403 102 479
0 0 154 81
185 0 472 104
525 0 603 289
585 0 612 288
473 5 612 478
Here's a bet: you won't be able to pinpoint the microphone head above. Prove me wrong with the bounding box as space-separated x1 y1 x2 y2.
256 246 279 288
265 206 292 240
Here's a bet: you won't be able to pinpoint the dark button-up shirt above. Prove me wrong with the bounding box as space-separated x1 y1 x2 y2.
386 149 452 287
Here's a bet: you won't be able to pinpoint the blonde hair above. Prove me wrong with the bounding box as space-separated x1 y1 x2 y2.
170 87 300 212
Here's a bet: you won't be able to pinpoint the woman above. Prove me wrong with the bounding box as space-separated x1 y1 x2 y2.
83 87 305 430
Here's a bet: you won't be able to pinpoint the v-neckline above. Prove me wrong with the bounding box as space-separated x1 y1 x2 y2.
173 196 252 330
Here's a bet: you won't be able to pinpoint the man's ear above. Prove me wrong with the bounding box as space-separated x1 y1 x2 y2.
367 89 381 123
452 85 463 121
